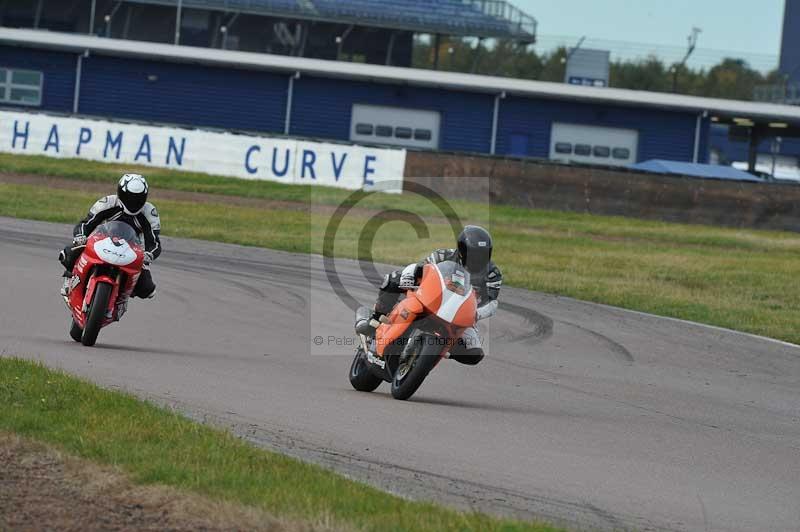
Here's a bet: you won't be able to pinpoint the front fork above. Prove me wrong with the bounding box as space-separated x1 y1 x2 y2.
82 271 122 319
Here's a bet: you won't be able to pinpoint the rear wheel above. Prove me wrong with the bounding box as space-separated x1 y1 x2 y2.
390 334 440 400
69 319 82 342
81 282 112 347
349 347 383 392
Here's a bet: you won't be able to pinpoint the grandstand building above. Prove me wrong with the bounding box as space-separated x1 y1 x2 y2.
722 0 800 177
0 0 536 67
0 1 799 179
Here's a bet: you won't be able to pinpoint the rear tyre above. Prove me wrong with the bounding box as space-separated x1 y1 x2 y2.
69 319 83 343
390 334 440 400
81 282 112 347
349 348 383 392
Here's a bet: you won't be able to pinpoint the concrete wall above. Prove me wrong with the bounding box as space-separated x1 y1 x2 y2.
405 151 800 232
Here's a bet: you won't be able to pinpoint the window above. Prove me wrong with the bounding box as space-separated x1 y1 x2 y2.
375 125 393 137
550 123 639 168
593 146 611 158
414 128 432 141
0 68 43 106
554 142 573 154
355 123 374 135
612 147 631 160
395 127 412 139
350 104 440 149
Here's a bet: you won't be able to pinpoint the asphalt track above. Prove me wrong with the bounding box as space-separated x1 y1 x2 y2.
1 216 799 532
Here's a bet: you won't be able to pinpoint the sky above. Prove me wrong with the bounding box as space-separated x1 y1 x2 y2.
512 0 785 70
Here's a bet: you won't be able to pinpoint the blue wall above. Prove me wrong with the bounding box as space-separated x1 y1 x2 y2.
496 95 706 162
0 45 76 112
291 76 495 153
79 55 288 133
0 43 711 164
780 0 800 82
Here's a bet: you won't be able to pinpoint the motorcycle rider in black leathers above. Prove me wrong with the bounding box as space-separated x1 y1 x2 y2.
356 225 502 365
59 174 161 299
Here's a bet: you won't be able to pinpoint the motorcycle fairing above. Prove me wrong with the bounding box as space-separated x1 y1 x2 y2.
375 262 477 356
66 223 144 327
375 295 423 356
421 263 477 328
93 236 138 266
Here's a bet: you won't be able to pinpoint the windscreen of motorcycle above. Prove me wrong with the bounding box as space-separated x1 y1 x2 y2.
93 237 138 266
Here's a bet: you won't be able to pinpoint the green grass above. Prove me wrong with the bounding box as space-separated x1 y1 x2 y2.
2 152 799 344
0 358 558 532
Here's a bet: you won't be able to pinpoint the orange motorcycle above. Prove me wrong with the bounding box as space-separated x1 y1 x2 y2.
350 260 477 400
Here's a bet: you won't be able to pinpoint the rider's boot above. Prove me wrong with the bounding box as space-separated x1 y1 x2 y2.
355 306 376 337
59 247 75 297
60 271 72 297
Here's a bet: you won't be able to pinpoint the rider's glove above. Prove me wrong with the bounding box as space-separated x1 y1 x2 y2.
399 274 415 289
143 251 154 265
398 263 418 289
476 299 498 321
72 234 87 247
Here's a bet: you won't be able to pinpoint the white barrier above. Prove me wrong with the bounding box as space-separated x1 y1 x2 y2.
0 110 406 192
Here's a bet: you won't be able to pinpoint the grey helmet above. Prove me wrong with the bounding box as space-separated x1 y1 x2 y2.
457 225 492 274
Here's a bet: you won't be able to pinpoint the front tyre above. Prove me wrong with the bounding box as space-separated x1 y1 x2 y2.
349 347 382 392
69 319 83 342
390 334 440 400
81 282 112 347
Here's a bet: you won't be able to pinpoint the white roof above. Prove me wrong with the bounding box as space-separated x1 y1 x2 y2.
3 27 800 125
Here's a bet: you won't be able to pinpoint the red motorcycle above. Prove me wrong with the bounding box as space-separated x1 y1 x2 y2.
62 221 145 346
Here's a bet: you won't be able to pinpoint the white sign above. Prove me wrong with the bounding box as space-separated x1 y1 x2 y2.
0 110 407 192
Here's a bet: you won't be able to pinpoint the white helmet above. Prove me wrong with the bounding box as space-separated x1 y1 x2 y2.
117 174 149 215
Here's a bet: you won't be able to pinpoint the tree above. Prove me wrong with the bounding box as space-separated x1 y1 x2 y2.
610 56 671 92
411 38 774 102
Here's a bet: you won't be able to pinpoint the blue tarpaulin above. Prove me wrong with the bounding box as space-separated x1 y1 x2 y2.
630 160 763 182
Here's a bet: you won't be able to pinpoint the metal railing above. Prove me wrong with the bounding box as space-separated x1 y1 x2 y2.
119 0 537 39
462 0 537 40
753 83 800 105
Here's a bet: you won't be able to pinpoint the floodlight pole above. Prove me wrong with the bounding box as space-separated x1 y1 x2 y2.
385 32 397 65
33 0 43 29
174 0 183 45
565 36 585 61
563 36 586 83
89 0 97 35
336 25 354 60
672 27 701 93
471 37 484 73
433 34 441 70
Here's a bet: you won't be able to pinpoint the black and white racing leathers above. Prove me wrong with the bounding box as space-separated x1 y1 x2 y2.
373 248 502 365
60 195 162 299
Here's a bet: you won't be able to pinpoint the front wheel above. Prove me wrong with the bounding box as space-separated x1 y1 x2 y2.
349 347 383 392
81 282 113 347
390 334 440 400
